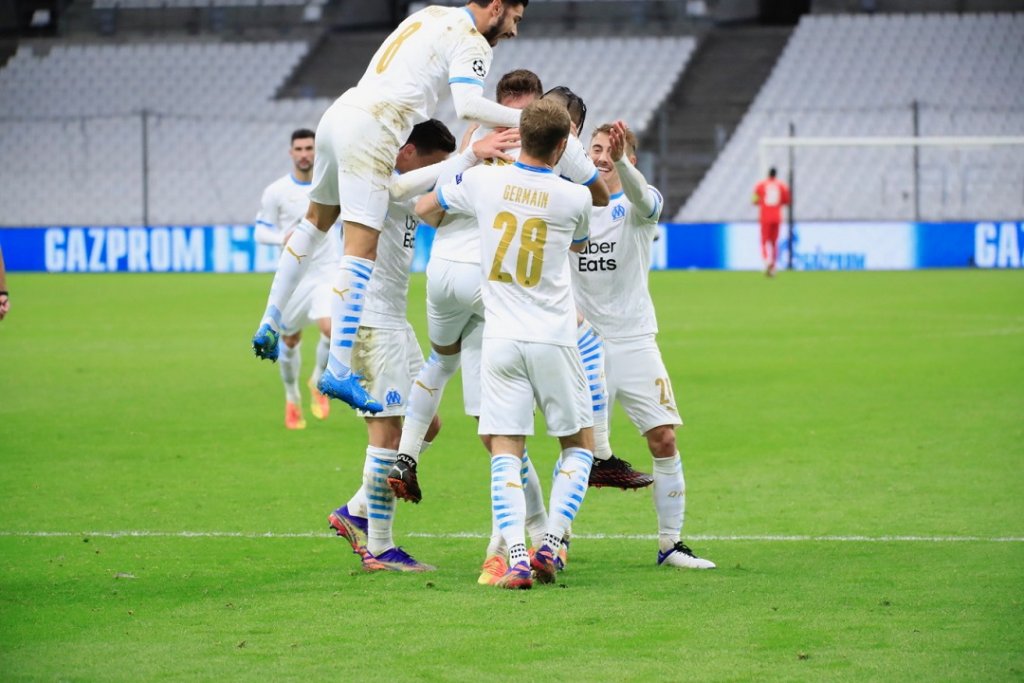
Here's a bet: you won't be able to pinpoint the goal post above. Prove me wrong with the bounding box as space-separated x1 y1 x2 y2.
756 135 1024 269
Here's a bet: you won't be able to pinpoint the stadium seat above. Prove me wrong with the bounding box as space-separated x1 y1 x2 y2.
678 12 1024 222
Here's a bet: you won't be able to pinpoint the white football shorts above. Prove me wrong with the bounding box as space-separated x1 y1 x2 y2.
309 101 398 230
351 322 425 418
281 275 332 335
604 334 683 434
478 338 592 438
425 256 484 347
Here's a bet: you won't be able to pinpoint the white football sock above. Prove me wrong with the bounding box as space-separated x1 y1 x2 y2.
490 454 526 555
486 511 506 558
521 453 547 548
398 351 460 461
346 485 368 518
544 448 593 550
278 341 301 405
577 320 612 460
363 446 397 556
260 219 326 331
326 255 374 378
652 453 685 551
311 332 329 387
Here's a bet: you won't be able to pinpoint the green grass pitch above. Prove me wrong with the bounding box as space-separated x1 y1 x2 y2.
1 270 1022 681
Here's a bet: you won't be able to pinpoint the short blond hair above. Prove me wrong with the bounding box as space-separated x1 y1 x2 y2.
520 98 571 159
592 123 638 157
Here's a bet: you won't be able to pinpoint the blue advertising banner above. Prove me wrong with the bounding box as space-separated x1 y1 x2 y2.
1 221 1021 272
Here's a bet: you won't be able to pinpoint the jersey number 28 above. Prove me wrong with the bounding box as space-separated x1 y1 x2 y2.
489 212 547 288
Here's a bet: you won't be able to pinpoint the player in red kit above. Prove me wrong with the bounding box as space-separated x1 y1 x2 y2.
753 167 790 277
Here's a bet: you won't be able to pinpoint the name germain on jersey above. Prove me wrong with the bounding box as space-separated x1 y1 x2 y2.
577 240 617 271
502 184 549 209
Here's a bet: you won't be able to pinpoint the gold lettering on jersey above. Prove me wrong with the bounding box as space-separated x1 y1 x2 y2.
376 22 422 74
502 184 549 209
483 158 513 167
655 377 678 411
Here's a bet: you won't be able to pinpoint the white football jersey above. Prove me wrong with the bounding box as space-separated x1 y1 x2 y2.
255 174 341 275
338 5 492 145
361 185 420 329
437 161 591 347
431 129 599 264
571 187 664 338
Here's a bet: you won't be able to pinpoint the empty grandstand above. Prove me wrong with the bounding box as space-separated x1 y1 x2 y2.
0 32 694 225
679 12 1024 222
1 2 1022 228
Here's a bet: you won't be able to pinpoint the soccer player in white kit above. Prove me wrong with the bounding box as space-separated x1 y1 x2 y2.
572 121 715 570
416 99 595 589
387 77 610 505
253 129 341 430
250 1 529 416
319 120 461 572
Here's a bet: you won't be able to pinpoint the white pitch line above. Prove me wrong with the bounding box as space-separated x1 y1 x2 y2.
0 531 1022 543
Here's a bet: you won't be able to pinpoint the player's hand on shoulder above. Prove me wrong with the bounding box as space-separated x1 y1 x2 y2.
473 127 520 163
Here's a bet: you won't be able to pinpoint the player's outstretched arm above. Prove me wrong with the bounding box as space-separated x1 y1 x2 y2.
415 191 447 228
609 121 660 220
390 129 519 202
450 82 521 129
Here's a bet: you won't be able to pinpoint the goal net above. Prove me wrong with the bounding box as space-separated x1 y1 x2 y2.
756 135 1024 222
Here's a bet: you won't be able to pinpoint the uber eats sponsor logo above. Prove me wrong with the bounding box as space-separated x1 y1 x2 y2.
402 214 418 249
577 240 616 271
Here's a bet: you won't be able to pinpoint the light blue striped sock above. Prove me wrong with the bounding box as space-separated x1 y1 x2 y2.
545 448 594 549
577 320 612 459
328 255 373 377
364 446 397 556
491 454 526 553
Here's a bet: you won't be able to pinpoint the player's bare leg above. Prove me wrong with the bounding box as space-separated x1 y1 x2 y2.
252 201 339 361
317 220 384 413
647 424 715 569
